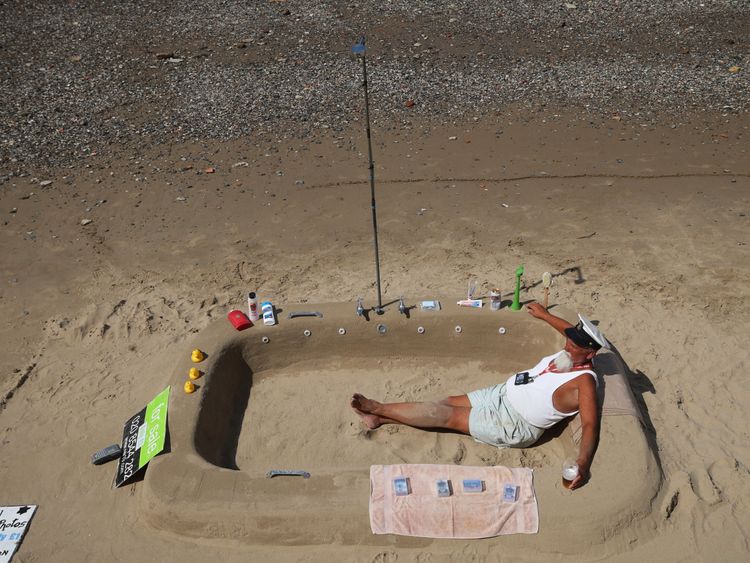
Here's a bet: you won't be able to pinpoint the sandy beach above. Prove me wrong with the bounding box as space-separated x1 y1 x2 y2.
1 1 749 561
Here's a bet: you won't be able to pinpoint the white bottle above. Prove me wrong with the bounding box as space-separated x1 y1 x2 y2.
247 292 259 322
490 289 501 311
261 301 276 326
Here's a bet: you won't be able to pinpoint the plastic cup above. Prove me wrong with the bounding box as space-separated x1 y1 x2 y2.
562 458 579 489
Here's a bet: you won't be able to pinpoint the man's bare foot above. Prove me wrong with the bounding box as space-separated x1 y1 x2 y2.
350 393 383 429
351 393 379 414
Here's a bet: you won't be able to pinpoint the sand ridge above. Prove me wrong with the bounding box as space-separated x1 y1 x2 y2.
136 303 656 555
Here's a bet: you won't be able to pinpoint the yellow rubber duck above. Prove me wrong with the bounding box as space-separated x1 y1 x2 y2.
184 380 196 394
191 349 205 363
189 367 202 380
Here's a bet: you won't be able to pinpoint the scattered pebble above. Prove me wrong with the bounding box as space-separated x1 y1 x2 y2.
81 218 93 225
39 180 53 187
175 196 187 201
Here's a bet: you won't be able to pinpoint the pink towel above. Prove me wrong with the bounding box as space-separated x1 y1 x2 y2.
369 464 538 538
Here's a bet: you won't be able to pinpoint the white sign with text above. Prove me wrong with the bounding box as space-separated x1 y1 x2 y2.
0 506 37 563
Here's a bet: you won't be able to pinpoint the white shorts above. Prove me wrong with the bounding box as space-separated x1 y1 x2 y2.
467 383 545 448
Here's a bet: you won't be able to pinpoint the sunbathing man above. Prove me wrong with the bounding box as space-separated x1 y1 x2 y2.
350 302 609 489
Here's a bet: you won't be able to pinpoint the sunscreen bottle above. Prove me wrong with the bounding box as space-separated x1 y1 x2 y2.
248 292 259 322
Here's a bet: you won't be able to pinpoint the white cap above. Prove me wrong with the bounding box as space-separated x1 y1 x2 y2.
578 313 610 350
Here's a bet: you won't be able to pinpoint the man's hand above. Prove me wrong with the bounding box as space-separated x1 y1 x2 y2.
526 301 548 320
526 301 575 337
569 458 590 490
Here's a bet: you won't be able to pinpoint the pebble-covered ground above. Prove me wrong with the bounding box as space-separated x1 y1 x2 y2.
1 0 748 168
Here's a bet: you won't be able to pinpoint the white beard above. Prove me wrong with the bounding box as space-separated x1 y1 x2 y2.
553 350 574 372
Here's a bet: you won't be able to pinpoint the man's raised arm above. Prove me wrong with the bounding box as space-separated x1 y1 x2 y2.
526 302 574 335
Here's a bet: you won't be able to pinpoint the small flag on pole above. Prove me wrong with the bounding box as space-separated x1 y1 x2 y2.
352 36 366 55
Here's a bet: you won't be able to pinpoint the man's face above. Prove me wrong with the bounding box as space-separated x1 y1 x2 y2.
564 338 595 364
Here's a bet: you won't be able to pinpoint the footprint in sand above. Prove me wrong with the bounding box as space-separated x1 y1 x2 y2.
371 552 398 563
452 440 466 464
689 468 722 505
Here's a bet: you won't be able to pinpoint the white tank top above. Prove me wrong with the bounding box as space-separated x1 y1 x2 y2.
504 352 596 429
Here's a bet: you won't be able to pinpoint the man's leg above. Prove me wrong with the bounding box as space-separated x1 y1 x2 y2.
351 393 471 433
439 394 471 408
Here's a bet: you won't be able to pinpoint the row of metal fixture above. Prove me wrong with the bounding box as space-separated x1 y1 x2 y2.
258 325 508 343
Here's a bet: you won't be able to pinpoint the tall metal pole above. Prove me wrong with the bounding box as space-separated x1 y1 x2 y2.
353 37 384 314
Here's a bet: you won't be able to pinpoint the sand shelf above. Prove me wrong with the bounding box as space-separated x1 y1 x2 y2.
140 301 661 552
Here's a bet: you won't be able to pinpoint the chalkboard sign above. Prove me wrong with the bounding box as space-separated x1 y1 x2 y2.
114 387 170 488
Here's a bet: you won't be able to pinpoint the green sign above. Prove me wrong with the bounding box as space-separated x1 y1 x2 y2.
139 387 169 467
115 387 170 487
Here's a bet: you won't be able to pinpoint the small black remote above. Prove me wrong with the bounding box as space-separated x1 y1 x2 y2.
91 444 122 465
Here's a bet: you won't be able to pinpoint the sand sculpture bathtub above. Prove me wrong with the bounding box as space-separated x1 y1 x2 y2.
140 301 661 553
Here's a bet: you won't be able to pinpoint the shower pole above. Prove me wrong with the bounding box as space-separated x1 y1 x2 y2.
352 36 384 315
